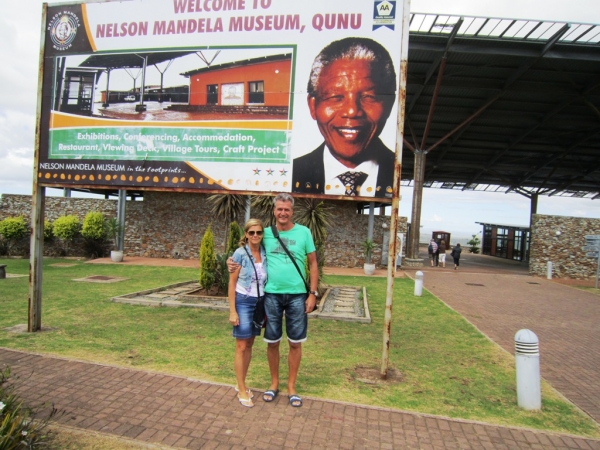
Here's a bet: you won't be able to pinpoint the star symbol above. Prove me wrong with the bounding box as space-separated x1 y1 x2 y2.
266 169 274 176
279 168 288 176
253 168 261 175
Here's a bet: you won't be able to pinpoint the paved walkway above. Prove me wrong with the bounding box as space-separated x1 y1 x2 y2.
1 348 598 449
405 251 600 424
1 254 599 449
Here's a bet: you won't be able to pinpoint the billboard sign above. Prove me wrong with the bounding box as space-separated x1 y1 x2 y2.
38 0 406 201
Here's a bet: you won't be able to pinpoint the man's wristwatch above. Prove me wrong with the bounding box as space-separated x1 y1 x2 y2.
309 290 319 298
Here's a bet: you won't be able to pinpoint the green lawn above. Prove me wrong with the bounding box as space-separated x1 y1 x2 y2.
0 257 598 438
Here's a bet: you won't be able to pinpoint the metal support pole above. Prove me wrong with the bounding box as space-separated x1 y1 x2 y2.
135 55 148 112
530 193 538 228
29 3 47 333
140 56 147 105
117 189 127 251
381 0 410 380
408 150 426 259
29 187 45 332
103 68 111 107
367 202 375 241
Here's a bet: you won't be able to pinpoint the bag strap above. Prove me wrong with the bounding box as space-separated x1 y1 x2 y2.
271 225 310 293
242 246 261 298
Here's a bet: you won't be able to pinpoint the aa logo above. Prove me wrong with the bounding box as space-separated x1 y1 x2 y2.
373 1 396 30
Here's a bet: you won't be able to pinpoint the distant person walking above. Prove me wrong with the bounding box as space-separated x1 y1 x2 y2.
451 243 462 270
438 239 447 268
428 239 438 267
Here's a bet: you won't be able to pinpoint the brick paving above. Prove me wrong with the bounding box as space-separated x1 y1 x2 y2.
1 348 599 449
1 254 599 449
412 257 600 425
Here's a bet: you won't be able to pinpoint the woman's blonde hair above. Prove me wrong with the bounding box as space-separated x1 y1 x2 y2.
238 218 264 247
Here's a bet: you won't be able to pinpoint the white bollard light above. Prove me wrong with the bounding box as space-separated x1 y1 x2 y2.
515 329 541 410
547 261 552 279
414 271 424 296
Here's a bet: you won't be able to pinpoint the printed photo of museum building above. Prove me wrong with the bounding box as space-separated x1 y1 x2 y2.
177 53 292 116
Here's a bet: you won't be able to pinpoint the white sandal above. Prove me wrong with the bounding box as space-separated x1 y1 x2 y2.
238 394 254 408
235 386 254 399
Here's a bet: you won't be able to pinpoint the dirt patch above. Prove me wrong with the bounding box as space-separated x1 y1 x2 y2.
73 275 128 283
352 366 404 385
4 324 57 333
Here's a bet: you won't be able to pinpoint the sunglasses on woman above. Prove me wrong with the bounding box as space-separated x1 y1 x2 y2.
247 230 263 236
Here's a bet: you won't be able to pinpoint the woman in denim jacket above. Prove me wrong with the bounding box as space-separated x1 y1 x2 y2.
228 218 267 408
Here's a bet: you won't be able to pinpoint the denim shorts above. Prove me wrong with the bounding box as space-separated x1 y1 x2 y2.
232 292 262 339
263 293 308 344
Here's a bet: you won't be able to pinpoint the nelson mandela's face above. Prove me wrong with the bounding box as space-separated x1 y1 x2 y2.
308 59 392 168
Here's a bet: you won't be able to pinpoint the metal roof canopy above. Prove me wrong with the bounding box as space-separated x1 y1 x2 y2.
402 13 600 201
476 222 530 231
78 50 197 70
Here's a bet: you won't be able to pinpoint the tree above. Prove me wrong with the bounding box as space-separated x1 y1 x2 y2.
208 194 247 248
467 234 481 254
199 225 216 292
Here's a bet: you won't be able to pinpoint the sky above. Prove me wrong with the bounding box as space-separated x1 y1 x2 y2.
1 0 600 240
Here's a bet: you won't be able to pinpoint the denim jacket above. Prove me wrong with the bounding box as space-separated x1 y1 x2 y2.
232 244 267 292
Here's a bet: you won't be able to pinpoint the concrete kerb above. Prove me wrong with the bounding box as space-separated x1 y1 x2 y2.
113 281 372 323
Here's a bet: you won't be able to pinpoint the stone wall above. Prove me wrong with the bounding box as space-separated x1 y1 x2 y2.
0 193 407 267
530 214 600 279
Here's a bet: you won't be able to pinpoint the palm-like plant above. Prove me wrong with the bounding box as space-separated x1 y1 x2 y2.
208 194 247 248
293 198 332 292
250 195 276 227
293 198 331 245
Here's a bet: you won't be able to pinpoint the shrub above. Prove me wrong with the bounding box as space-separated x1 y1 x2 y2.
52 215 80 255
81 212 106 240
467 234 481 254
199 225 216 292
81 212 108 258
362 239 376 264
105 217 122 250
227 221 242 256
214 253 230 295
43 220 53 242
0 366 57 449
0 216 28 256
